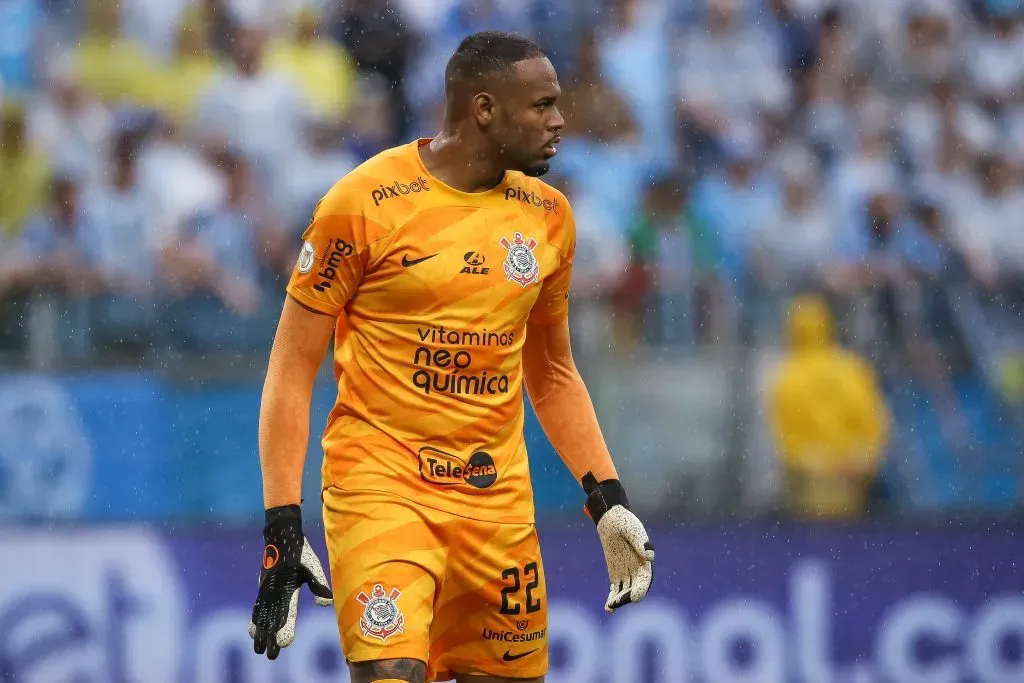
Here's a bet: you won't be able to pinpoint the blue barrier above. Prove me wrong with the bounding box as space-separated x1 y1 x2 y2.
0 371 576 522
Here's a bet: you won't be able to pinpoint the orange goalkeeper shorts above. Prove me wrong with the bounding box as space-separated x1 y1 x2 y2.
322 486 549 681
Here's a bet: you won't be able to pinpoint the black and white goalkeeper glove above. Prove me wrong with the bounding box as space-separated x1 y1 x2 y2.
583 473 655 613
248 504 334 660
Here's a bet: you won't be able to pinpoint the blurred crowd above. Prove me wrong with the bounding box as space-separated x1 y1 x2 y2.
1 0 1023 513
0 0 1021 361
0 0 1022 357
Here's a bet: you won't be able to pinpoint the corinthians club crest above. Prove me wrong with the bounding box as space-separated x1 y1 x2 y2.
499 232 540 287
356 583 405 642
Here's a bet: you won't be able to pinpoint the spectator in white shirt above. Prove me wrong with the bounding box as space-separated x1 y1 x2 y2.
754 146 835 292
28 59 111 186
81 129 159 297
676 0 791 143
195 24 310 193
950 149 1024 287
965 11 1024 110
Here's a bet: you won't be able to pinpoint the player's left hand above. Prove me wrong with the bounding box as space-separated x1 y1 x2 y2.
248 504 334 660
582 474 655 613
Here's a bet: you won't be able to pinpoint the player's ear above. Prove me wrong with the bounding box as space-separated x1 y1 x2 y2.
472 92 496 126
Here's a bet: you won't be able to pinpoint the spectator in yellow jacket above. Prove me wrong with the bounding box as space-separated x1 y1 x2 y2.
0 102 48 241
266 7 357 122
767 294 891 519
144 8 220 126
72 0 158 105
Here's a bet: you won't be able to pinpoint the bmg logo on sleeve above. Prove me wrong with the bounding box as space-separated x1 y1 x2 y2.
312 237 354 293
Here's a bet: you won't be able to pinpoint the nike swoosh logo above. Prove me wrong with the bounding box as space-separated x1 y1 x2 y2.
401 253 438 267
502 648 538 662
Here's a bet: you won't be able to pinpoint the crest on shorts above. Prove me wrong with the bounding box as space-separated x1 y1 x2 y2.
356 583 405 642
499 232 539 287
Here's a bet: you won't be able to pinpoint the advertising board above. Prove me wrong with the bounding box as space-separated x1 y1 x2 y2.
2 522 1021 683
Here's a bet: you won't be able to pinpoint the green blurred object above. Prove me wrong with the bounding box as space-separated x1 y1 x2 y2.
0 102 49 240
996 353 1024 403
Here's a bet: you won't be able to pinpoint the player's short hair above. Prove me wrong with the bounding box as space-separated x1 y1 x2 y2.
444 31 546 96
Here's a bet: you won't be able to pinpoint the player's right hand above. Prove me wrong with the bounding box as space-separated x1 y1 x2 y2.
248 504 334 660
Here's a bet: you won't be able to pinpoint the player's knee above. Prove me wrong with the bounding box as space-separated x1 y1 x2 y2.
348 657 426 683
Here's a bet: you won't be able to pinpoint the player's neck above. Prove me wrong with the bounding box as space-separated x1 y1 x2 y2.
420 132 506 194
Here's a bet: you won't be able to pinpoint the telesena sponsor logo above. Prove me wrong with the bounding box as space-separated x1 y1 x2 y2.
419 447 497 489
372 176 430 206
504 187 559 213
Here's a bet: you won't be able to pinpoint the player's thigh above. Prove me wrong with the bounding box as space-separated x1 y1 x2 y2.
322 487 444 670
348 657 428 683
431 521 548 680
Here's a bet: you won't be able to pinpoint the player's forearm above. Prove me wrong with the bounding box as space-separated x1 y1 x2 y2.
529 369 618 484
258 296 336 508
258 342 322 509
259 383 314 508
259 373 315 509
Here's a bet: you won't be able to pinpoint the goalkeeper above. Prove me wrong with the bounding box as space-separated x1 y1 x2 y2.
249 31 654 683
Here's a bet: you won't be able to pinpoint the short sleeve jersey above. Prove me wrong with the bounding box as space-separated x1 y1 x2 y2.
287 139 575 524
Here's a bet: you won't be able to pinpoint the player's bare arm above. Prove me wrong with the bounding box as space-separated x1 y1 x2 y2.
523 317 656 613
259 294 335 508
248 295 337 660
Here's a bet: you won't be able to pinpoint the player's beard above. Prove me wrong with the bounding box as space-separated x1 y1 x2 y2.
522 158 550 177
496 139 550 177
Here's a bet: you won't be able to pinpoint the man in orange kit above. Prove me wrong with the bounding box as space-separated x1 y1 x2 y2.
248 31 655 683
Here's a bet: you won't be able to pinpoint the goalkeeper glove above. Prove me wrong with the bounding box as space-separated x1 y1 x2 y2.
248 504 334 660
582 473 655 613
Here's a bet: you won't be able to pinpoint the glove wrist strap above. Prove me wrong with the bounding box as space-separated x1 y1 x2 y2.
264 504 302 529
582 473 630 525
262 505 304 567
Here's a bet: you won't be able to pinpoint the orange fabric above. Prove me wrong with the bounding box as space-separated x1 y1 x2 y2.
522 318 617 484
287 139 575 524
324 487 548 681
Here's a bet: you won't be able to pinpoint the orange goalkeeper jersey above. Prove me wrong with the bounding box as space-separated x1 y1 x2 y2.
286 139 575 524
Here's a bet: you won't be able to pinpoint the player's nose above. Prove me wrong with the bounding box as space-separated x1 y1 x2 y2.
548 107 565 133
